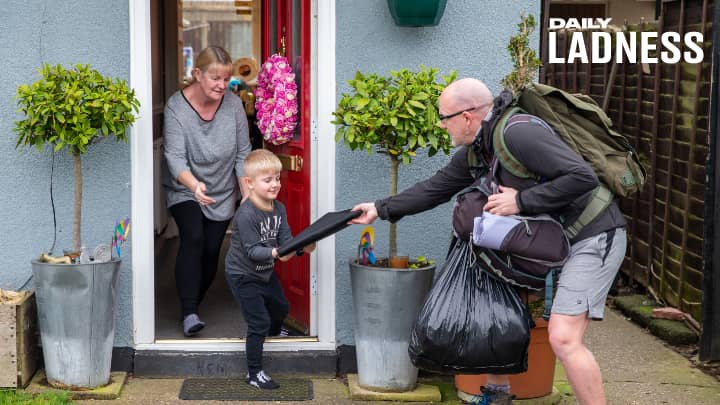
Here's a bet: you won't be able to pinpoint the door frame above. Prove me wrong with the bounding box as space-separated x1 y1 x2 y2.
262 0 314 333
129 0 337 351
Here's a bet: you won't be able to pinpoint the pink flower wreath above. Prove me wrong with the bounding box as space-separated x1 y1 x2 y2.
254 54 298 145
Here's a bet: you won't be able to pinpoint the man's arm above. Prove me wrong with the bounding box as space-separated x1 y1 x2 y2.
504 119 599 214
372 146 476 223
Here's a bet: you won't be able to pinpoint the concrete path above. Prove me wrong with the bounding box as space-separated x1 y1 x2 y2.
580 309 720 404
68 308 720 404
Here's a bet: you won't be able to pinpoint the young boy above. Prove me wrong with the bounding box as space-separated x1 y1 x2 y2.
224 149 315 389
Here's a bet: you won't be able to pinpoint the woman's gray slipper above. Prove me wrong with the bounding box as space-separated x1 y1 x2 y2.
183 313 205 336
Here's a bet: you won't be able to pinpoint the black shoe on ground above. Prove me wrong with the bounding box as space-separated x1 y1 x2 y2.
246 370 279 389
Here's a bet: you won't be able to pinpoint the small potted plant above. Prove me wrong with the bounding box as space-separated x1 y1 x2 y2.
333 66 454 392
13 63 139 389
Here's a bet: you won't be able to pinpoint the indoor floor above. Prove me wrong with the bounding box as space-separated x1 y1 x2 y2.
154 233 248 340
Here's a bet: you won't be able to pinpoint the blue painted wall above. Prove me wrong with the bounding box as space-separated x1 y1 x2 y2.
334 0 540 345
0 0 540 351
0 1 133 346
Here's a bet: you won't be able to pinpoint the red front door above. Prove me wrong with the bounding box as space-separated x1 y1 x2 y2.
262 0 311 333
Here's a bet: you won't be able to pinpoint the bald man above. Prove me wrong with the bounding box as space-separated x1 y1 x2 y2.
351 78 627 405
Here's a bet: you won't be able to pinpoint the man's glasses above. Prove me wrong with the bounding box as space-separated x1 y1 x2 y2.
438 106 481 122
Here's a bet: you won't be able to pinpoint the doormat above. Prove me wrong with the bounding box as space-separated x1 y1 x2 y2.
178 377 313 401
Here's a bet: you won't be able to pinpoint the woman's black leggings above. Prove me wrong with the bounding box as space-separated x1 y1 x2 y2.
169 200 231 317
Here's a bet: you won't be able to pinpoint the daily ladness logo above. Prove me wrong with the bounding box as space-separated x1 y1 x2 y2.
548 18 704 64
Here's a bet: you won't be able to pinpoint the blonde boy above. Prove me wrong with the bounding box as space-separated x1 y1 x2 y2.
224 149 314 389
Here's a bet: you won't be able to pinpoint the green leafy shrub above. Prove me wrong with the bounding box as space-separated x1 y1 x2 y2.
14 64 140 252
502 14 543 95
409 255 435 269
333 66 456 257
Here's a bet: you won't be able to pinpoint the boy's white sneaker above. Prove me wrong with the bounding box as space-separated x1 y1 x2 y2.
247 370 279 389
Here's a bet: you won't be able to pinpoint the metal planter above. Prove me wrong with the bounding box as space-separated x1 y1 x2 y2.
349 260 435 392
31 259 121 389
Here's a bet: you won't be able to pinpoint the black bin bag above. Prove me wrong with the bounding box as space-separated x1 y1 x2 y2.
409 239 532 374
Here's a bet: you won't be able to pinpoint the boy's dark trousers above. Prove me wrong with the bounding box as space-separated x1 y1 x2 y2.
225 271 289 374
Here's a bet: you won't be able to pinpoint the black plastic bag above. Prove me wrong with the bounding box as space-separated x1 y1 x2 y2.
408 239 531 374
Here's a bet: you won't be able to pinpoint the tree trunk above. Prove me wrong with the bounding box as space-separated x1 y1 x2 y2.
72 152 82 253
389 155 400 258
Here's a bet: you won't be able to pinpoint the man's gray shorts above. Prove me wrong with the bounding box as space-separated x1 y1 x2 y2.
551 228 627 320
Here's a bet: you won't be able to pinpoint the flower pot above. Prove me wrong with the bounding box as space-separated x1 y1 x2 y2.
387 0 448 27
349 260 435 392
455 319 556 399
32 259 121 389
388 255 409 269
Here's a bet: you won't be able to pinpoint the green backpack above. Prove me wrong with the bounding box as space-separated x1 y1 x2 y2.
471 83 646 238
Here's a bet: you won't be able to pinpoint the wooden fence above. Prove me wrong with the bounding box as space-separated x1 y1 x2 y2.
543 0 714 321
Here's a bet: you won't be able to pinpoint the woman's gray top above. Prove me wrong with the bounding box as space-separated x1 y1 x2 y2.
163 90 251 221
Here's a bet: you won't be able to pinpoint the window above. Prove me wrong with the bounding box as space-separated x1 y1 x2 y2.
181 0 261 82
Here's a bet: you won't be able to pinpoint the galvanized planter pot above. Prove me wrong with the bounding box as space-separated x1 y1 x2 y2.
31 259 121 389
349 260 435 392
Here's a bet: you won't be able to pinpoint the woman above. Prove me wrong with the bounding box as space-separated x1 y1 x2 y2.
164 46 252 337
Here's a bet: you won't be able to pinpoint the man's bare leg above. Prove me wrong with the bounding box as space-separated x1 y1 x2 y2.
549 313 605 405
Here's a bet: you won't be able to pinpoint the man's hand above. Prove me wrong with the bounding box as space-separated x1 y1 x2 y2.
351 202 379 224
483 185 519 216
303 243 316 254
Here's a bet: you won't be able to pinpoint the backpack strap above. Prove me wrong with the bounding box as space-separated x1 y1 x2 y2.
543 269 555 321
564 184 614 239
467 145 479 168
492 106 537 180
466 146 490 180
491 107 615 238
457 177 493 198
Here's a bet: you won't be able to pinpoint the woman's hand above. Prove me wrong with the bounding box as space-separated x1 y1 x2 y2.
194 182 217 206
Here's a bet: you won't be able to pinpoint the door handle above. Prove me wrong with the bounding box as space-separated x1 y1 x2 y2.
277 154 303 172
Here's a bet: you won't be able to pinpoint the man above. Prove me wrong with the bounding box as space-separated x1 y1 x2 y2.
351 78 627 405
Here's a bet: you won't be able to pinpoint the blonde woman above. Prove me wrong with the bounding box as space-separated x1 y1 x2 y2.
163 46 251 336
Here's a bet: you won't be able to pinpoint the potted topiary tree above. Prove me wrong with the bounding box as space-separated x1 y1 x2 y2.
333 65 456 263
333 66 455 392
13 63 139 389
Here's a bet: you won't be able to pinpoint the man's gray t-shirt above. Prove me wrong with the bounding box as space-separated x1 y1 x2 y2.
163 90 251 221
225 199 292 282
